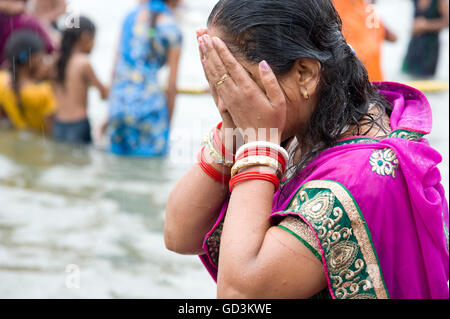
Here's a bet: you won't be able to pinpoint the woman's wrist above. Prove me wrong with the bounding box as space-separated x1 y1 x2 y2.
217 123 240 156
203 147 232 175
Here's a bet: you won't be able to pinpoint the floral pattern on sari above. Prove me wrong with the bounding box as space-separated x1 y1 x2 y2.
276 180 389 299
369 148 399 178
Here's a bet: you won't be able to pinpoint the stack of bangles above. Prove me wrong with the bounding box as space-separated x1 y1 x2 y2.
198 122 289 193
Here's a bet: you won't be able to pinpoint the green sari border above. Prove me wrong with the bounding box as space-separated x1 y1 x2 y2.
335 137 379 146
277 224 322 260
275 179 390 299
301 179 390 299
388 129 425 141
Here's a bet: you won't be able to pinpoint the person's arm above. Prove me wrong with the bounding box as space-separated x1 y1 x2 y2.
165 149 231 255
0 0 26 15
165 29 235 256
84 60 109 100
218 168 327 298
166 46 181 123
36 0 67 24
413 0 449 35
384 26 398 42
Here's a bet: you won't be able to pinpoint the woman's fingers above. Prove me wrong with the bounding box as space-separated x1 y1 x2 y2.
258 61 286 109
211 36 249 85
197 36 219 103
196 27 208 39
199 35 236 92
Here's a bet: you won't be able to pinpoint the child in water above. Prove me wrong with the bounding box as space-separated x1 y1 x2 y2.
0 30 56 133
53 16 109 145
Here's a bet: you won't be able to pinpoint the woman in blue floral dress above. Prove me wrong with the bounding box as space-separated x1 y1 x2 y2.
107 0 182 157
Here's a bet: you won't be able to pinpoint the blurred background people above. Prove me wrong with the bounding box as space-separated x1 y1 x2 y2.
403 0 449 78
0 30 56 133
0 0 54 67
106 0 183 157
28 0 67 49
53 16 109 145
333 0 397 82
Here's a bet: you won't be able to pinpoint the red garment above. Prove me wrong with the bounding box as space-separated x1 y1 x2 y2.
0 12 55 64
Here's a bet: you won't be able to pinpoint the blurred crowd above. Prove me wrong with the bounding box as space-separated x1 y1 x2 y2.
0 0 448 156
0 0 103 141
0 0 182 156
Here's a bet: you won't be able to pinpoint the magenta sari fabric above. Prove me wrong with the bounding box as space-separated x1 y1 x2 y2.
200 82 449 299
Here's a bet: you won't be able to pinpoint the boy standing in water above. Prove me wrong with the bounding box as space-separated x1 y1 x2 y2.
53 16 109 145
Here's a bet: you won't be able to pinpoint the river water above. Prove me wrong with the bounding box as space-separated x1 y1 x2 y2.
0 0 448 298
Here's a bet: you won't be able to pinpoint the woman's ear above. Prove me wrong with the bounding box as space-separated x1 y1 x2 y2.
295 58 321 97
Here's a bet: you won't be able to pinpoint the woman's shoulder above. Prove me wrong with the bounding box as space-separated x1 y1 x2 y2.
278 140 410 214
316 141 404 184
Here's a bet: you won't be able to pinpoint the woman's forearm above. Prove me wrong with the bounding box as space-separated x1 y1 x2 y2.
167 88 176 122
166 47 181 123
165 151 231 255
217 168 276 294
422 17 449 32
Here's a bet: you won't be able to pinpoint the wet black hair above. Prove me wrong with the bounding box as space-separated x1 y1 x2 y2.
56 16 96 85
208 0 392 174
5 30 45 115
5 29 44 66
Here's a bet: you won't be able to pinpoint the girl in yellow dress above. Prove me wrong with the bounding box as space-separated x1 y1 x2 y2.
0 30 56 134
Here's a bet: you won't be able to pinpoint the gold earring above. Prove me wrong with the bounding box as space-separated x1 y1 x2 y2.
302 88 310 100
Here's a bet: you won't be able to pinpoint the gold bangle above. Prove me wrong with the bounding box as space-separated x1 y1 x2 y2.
203 128 234 167
231 156 282 178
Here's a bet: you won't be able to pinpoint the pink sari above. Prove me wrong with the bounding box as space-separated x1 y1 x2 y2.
200 82 449 299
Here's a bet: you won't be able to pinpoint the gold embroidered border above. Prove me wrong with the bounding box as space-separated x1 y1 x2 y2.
279 216 321 257
299 180 389 299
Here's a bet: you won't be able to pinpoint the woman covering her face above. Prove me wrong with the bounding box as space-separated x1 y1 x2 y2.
165 0 449 299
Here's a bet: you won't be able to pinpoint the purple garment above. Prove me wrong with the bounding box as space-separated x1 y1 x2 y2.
199 82 449 299
0 12 54 63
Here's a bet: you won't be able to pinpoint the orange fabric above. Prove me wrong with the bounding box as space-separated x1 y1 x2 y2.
333 0 386 81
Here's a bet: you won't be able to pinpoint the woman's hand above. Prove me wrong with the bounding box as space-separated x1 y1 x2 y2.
197 29 235 124
198 35 286 145
197 29 239 152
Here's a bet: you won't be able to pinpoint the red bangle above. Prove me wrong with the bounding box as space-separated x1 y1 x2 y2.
236 148 286 172
213 122 235 162
229 172 280 193
198 147 231 184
